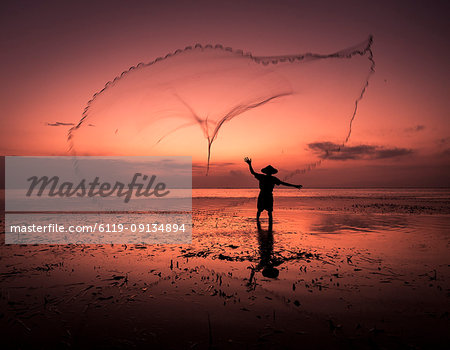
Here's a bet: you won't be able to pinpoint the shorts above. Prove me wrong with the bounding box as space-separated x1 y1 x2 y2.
257 193 274 212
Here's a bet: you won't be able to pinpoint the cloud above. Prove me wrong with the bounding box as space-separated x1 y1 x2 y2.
308 142 413 161
229 170 244 177
192 161 235 170
405 124 425 133
437 137 450 146
46 121 75 127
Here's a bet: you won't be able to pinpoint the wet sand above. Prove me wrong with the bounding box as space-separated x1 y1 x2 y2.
0 189 449 349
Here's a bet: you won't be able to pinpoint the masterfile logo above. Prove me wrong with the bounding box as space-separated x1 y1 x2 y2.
26 173 170 203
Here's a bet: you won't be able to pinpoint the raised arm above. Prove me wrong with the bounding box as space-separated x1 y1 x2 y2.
279 180 302 189
244 157 257 176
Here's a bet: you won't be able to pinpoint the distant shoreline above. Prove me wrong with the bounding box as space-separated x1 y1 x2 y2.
192 186 450 189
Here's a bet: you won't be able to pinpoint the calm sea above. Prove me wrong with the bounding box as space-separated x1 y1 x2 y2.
193 188 450 200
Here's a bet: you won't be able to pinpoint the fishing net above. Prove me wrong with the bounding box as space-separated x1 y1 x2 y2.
68 37 374 177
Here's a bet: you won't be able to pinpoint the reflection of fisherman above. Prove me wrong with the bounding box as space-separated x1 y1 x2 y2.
248 226 283 283
244 157 302 229
257 226 280 278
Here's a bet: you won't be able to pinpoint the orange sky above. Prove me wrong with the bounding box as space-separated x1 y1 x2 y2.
0 0 449 187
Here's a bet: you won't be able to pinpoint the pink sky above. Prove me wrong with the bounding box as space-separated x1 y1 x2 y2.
0 0 448 187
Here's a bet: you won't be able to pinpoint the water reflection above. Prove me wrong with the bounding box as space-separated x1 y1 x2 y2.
310 213 409 234
248 224 283 285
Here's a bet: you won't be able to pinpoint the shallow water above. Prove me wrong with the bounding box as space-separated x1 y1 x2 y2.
1 188 449 348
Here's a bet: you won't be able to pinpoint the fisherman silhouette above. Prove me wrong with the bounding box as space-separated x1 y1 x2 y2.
244 157 302 229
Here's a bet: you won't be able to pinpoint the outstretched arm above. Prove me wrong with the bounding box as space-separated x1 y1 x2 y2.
279 180 302 189
244 157 257 176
